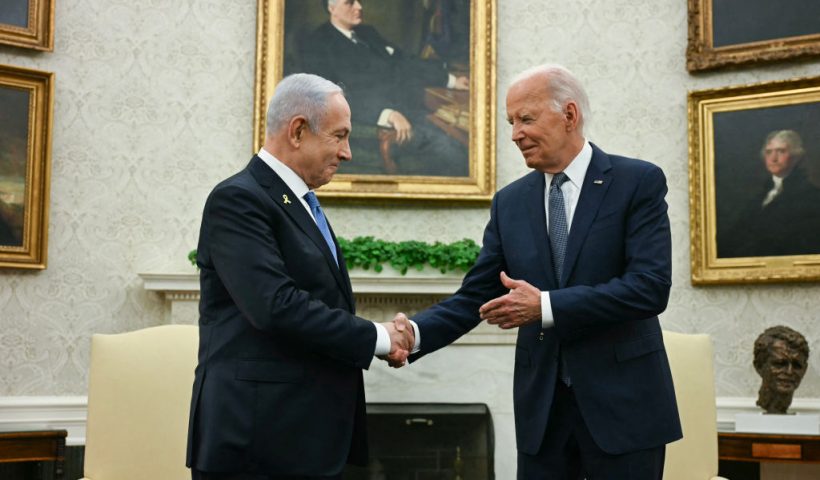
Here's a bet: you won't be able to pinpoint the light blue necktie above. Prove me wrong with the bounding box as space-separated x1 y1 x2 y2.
549 172 571 385
304 191 338 266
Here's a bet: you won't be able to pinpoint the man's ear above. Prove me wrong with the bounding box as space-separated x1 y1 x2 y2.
564 102 579 131
287 116 309 147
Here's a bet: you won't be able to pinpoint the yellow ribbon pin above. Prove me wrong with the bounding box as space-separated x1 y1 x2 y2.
282 194 292 204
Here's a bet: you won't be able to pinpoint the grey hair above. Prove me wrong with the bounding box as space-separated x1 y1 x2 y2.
761 130 805 159
265 73 343 136
510 64 591 134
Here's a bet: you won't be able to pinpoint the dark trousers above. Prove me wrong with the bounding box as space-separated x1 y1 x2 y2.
191 471 342 480
517 381 666 480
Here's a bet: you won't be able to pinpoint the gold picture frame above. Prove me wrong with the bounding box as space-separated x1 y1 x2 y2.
688 76 820 284
253 0 496 202
0 0 54 51
687 0 820 72
0 64 53 269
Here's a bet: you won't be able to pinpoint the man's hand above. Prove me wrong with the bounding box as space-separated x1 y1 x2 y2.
479 272 541 329
379 312 415 367
387 111 413 144
453 75 469 90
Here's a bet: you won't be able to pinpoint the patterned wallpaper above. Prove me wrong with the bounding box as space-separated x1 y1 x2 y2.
1 0 819 399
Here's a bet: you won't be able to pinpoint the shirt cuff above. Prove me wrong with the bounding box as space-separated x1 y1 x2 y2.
446 74 456 89
408 319 420 353
377 108 395 128
373 322 391 356
541 291 555 328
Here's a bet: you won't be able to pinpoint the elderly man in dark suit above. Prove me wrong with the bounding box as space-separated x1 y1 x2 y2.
186 73 414 480
404 64 681 479
299 0 469 176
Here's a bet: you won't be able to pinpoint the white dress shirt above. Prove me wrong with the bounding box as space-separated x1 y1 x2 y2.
257 148 392 356
540 141 593 328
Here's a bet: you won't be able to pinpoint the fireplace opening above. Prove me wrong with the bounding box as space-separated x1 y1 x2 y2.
344 403 494 479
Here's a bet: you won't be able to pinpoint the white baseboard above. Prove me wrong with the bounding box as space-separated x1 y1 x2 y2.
2 395 819 446
0 396 88 445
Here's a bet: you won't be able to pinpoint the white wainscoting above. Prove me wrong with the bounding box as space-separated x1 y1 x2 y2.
3 395 817 448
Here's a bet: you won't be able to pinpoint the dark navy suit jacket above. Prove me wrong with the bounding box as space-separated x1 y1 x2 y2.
410 144 682 455
186 156 376 475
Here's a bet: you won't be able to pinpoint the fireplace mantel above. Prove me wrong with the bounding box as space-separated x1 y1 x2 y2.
138 270 514 345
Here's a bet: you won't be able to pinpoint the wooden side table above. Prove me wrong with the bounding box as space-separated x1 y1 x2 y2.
719 432 820 464
0 430 67 479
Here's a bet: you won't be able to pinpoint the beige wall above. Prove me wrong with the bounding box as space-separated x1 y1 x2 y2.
0 0 819 402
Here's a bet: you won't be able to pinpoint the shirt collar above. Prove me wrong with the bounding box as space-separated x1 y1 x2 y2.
257 148 311 199
544 140 592 189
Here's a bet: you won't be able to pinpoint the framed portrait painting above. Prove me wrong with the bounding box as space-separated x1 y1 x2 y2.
0 64 53 269
688 76 820 284
254 0 496 202
0 0 54 51
687 0 820 71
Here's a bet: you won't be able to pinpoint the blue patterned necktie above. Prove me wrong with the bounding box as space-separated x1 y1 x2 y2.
304 192 339 266
549 173 570 282
549 172 571 385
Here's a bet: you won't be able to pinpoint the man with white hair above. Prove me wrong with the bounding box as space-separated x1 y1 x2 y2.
404 64 681 478
721 129 820 257
186 73 413 479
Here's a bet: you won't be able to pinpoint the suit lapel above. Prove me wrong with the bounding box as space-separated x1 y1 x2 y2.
524 172 557 286
561 144 612 286
249 157 355 310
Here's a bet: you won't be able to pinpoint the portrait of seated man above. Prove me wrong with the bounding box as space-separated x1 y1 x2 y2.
720 129 820 258
753 325 810 414
293 0 470 177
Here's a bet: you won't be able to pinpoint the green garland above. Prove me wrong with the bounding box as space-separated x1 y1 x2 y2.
188 236 480 275
338 236 480 274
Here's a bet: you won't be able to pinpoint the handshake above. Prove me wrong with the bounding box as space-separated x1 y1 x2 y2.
378 312 414 368
374 272 544 369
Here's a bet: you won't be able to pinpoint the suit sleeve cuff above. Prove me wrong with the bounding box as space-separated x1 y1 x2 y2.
373 322 391 356
541 291 555 328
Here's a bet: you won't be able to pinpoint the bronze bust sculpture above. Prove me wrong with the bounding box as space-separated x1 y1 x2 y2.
753 326 810 414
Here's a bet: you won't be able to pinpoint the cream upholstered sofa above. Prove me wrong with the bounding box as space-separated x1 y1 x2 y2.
82 325 198 480
662 330 728 480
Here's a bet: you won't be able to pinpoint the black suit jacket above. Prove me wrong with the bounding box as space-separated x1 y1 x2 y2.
186 156 376 476
410 144 682 455
301 22 449 125
720 168 820 257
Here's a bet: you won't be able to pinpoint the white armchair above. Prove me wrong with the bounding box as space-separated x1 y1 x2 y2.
82 325 198 480
662 330 728 480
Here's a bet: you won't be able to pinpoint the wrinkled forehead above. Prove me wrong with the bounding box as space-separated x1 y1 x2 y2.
765 137 790 150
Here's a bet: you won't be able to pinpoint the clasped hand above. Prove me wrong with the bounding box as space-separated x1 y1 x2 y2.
379 312 414 368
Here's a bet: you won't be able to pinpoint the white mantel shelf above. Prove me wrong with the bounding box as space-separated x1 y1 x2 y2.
139 269 512 343
140 268 464 297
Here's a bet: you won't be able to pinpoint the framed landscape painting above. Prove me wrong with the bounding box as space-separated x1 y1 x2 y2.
688 76 820 284
254 0 496 202
0 64 53 269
